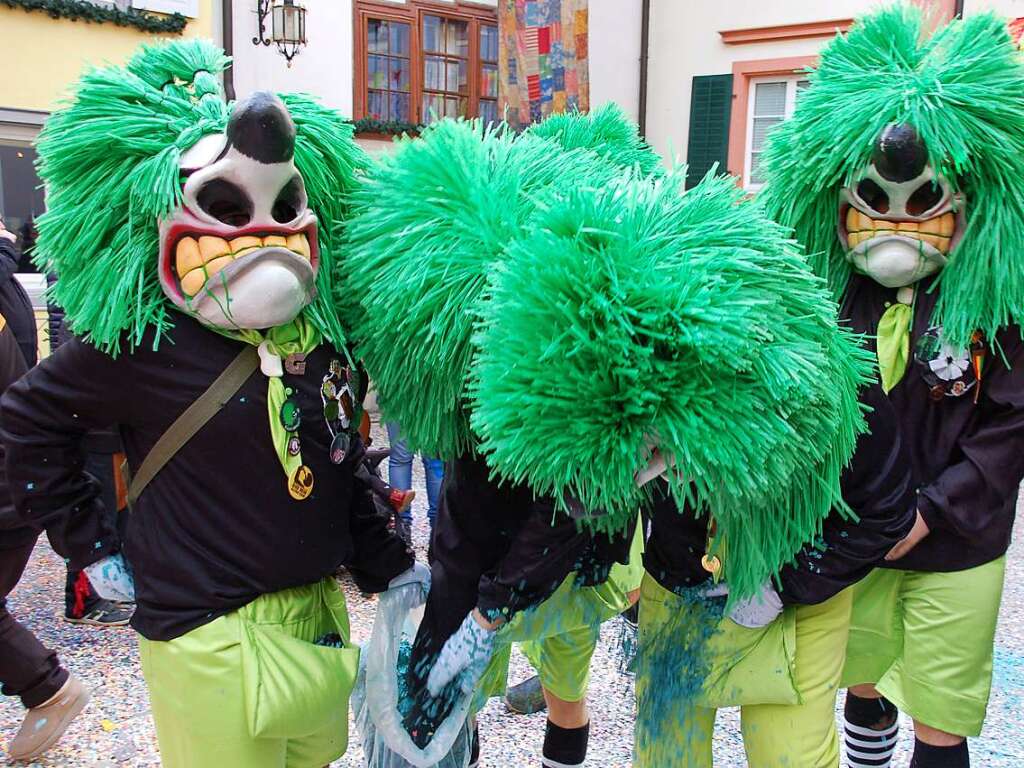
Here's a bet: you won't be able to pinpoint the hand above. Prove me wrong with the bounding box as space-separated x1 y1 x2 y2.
387 561 431 606
0 227 15 244
84 553 135 602
703 580 783 628
426 610 496 696
727 582 784 628
885 510 930 561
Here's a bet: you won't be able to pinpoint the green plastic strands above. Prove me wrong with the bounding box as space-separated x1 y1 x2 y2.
33 39 364 355
470 171 873 598
525 103 663 177
282 93 369 351
344 117 633 458
759 5 1024 348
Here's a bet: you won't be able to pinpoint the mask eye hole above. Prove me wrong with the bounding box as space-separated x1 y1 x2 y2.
197 179 252 227
272 177 305 224
906 182 944 217
856 179 890 214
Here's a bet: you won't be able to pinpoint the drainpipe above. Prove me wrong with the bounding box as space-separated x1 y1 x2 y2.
222 0 236 101
953 0 964 18
638 0 650 138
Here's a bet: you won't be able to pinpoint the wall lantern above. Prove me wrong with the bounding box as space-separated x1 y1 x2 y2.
253 0 308 67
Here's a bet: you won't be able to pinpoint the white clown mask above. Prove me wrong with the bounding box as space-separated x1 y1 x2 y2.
159 92 318 331
839 123 965 289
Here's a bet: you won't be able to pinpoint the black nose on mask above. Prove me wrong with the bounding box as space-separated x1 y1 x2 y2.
227 91 296 164
872 123 928 183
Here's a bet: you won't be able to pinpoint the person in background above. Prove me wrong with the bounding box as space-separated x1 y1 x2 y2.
0 309 91 762
386 422 443 543
0 216 38 368
3 218 131 628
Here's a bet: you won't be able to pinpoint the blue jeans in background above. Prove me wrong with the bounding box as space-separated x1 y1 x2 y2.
386 422 444 528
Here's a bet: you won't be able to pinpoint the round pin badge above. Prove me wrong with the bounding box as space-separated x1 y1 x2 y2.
701 554 722 575
330 432 350 464
280 398 301 432
287 435 301 457
287 464 315 501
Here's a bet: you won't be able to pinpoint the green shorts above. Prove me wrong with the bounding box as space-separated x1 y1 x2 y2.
842 557 1006 737
634 573 852 768
139 578 358 768
478 524 644 704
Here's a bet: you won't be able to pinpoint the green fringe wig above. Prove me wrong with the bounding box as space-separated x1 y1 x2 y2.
34 38 367 355
759 5 1024 347
346 106 874 598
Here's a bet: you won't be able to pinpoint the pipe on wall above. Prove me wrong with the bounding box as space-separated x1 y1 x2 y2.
638 0 650 138
222 0 236 101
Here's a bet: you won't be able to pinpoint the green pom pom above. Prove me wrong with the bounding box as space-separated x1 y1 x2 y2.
344 118 627 456
760 6 1024 346
470 171 874 597
525 103 662 176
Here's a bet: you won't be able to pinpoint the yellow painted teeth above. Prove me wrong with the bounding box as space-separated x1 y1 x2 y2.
175 233 311 297
845 209 954 253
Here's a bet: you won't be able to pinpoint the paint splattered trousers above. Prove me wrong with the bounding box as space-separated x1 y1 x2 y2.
634 573 853 767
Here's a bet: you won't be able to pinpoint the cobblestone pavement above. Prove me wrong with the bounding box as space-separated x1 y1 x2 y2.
1 423 1021 766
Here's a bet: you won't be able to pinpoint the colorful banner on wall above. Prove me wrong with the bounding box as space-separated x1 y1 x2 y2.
499 0 590 130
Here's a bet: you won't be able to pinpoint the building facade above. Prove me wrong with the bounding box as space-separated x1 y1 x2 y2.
644 0 1024 187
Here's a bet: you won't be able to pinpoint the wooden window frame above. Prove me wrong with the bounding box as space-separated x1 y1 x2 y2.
743 74 809 191
353 0 498 128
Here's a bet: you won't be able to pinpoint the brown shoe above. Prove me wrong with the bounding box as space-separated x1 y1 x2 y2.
9 675 90 762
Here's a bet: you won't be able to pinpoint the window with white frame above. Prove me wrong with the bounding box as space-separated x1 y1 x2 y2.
744 76 809 190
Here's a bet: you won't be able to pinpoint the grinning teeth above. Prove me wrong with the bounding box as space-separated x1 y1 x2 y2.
287 233 310 259
181 269 207 297
199 236 230 261
844 208 954 254
176 237 203 277
204 255 234 279
230 236 262 252
175 231 312 296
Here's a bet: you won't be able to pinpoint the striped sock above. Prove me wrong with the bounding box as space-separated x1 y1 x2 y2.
845 693 899 767
542 721 589 768
846 718 900 766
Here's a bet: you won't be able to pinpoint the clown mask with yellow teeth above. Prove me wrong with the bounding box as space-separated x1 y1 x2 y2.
839 123 965 289
159 91 319 331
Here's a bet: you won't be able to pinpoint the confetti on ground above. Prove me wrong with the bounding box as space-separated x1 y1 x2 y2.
1 420 1021 766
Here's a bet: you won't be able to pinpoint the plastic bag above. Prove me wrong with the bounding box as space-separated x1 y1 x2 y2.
352 584 474 768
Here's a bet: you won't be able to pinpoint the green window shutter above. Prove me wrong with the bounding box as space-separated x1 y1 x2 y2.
686 74 733 189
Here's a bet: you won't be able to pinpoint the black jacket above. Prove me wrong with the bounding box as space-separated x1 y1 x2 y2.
0 315 33 548
0 240 37 368
842 275 1024 572
404 452 636 742
643 382 917 605
0 315 413 640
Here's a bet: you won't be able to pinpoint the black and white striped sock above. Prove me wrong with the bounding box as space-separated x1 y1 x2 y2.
541 721 589 768
844 693 900 768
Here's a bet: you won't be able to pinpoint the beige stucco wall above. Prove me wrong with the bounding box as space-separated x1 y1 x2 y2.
0 0 216 113
644 0 873 165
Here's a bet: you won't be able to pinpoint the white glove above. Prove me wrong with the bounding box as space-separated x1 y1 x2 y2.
387 562 431 606
426 611 496 697
84 553 135 602
711 581 784 629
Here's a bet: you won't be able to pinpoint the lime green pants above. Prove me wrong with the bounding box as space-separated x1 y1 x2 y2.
842 558 1006 737
635 574 852 768
139 579 358 768
478 527 644 705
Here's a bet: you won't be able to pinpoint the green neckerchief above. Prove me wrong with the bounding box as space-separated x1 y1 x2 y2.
877 289 914 394
221 317 321 478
